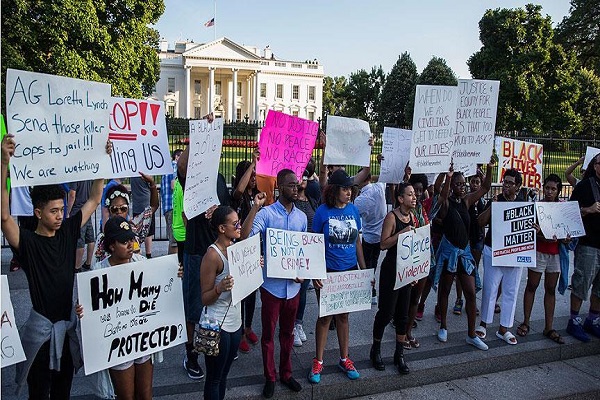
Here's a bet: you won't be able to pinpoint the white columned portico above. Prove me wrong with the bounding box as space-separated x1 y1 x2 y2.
184 65 191 118
231 68 238 122
208 67 215 114
253 70 260 122
246 75 252 120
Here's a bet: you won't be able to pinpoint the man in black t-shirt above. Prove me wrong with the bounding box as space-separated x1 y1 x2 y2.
1 134 110 397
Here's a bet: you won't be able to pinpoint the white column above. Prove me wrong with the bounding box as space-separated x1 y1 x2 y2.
227 79 233 121
231 68 238 122
246 75 252 121
208 67 215 114
254 70 260 122
184 65 191 119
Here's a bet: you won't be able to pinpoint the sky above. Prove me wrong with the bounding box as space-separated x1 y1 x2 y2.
154 0 572 79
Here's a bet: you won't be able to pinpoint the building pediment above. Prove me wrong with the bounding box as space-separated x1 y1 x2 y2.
183 37 262 62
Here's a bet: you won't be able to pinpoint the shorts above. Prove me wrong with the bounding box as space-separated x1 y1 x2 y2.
134 212 156 237
77 219 95 248
529 252 560 273
571 245 600 301
110 355 151 371
164 210 176 247
183 252 203 323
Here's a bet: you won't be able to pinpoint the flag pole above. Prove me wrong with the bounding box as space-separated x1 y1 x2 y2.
214 0 217 41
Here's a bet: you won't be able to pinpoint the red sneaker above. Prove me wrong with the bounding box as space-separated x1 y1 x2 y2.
246 330 259 345
238 337 251 353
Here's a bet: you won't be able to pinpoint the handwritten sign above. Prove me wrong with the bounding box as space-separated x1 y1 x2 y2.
1 276 26 368
256 111 318 179
496 137 543 189
6 69 112 187
108 98 171 177
409 85 457 173
379 128 412 184
227 234 262 306
453 79 499 166
395 225 431 289
583 146 600 170
319 269 374 317
492 202 536 267
265 228 327 279
535 201 585 240
76 255 186 375
323 116 371 167
183 118 224 219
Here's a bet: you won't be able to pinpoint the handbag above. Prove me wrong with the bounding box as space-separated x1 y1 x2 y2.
194 301 231 357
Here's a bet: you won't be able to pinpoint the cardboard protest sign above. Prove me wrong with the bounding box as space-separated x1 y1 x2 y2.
227 234 262 306
535 201 585 240
256 111 319 180
183 118 224 219
5 69 112 187
1 275 26 368
583 146 600 170
495 137 543 189
108 98 171 177
379 128 412 183
409 85 458 173
319 269 374 317
453 79 499 166
492 202 536 267
323 116 371 167
265 228 326 280
394 225 431 289
76 255 186 375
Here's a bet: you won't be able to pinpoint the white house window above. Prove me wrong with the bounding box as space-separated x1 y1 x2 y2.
308 86 316 101
292 110 299 117
236 108 242 121
236 82 242 96
215 81 222 95
167 104 176 117
167 77 175 93
260 83 267 98
292 85 299 100
308 111 315 121
194 106 202 119
194 80 201 95
276 84 283 99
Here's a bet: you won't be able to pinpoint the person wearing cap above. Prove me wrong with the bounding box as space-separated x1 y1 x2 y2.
309 169 366 384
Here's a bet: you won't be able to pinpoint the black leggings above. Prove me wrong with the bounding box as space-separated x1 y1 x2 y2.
241 290 257 329
373 259 411 340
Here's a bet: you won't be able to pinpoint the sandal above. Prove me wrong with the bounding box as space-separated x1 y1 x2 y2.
496 330 517 345
475 325 487 339
516 323 530 337
408 336 420 349
544 329 565 345
401 340 412 350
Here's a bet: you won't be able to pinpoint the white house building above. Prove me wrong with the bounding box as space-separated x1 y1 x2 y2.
152 37 324 123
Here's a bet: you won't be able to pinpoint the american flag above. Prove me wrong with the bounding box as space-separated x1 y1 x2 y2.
204 18 214 27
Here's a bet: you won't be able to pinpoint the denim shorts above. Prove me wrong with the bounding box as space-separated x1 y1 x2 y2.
183 253 203 323
571 245 600 301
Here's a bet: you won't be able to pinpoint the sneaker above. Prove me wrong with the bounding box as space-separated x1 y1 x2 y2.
567 317 591 342
338 357 360 380
183 354 205 379
583 317 600 339
295 323 307 342
466 335 489 351
437 328 448 343
435 305 441 323
293 328 303 347
372 296 378 305
246 329 259 345
239 337 251 353
308 358 323 383
416 306 424 321
453 299 463 315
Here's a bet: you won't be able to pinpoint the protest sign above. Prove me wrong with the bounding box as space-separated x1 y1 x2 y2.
379 128 412 183
409 85 458 173
5 69 112 187
108 98 171 177
583 146 600 169
256 111 319 180
453 79 499 166
227 234 262 306
76 255 186 375
323 116 371 167
266 228 326 280
183 118 224 219
394 225 431 289
496 137 543 189
535 201 585 240
492 202 536 267
319 269 374 317
1 275 26 368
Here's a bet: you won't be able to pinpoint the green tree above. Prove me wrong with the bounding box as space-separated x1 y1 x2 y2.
574 68 600 137
379 52 418 127
556 0 600 74
1 0 164 112
344 65 385 129
322 76 348 118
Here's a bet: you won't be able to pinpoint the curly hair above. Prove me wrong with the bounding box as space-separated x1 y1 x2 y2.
322 184 342 208
30 185 66 210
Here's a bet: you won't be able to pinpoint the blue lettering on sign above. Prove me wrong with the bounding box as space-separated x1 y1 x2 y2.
516 256 531 263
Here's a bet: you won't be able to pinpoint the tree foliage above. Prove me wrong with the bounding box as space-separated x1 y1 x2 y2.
1 0 165 113
556 0 600 74
379 52 418 127
344 66 385 129
322 76 348 118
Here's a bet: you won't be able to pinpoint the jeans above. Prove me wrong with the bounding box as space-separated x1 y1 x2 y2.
203 327 242 400
27 340 74 400
295 278 310 323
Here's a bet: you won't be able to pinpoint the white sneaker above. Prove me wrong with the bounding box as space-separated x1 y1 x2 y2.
371 296 378 305
293 327 303 347
295 323 307 342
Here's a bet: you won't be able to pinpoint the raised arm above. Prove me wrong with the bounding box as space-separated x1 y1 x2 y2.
464 158 494 209
1 135 19 249
565 156 584 187
240 192 266 239
67 187 76 217
436 167 454 221
233 149 259 201
80 140 113 227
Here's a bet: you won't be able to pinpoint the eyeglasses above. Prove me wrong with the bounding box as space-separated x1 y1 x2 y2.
110 205 129 214
502 180 517 187
225 220 241 229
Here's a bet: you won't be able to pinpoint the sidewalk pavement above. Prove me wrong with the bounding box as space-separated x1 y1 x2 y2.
2 241 599 399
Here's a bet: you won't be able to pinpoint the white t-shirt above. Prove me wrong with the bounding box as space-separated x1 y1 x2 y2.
354 182 387 244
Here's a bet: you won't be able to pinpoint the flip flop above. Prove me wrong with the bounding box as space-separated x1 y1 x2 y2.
475 325 487 339
496 330 517 345
517 323 530 337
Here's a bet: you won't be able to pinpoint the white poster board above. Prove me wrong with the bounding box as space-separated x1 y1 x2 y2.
319 269 374 317
495 137 543 189
227 234 262 306
183 118 224 219
491 202 536 267
108 98 171 177
409 85 457 173
1 275 26 368
76 255 186 375
535 201 585 240
324 116 371 167
6 69 112 187
395 225 431 289
379 128 412 184
454 79 499 166
583 146 600 170
265 228 327 279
